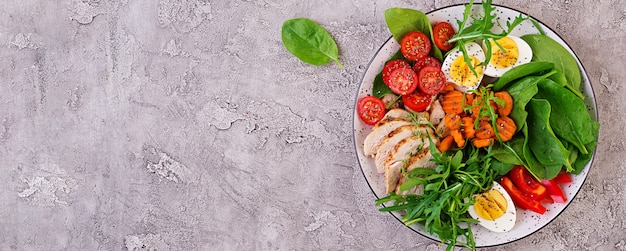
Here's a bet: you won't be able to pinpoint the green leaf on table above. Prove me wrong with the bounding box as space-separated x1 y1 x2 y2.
281 18 343 68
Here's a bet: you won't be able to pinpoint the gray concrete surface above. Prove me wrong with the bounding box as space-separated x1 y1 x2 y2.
0 0 623 250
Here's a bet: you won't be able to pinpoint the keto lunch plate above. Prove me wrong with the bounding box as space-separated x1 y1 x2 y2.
353 3 598 248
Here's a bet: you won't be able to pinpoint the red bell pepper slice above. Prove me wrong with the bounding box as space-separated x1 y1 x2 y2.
508 165 548 202
500 176 546 214
541 179 567 203
552 172 572 184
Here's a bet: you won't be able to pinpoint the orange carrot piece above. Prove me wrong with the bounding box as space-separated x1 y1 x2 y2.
495 91 514 117
472 138 494 148
438 135 455 152
475 121 496 139
444 113 462 131
460 116 476 139
442 91 464 115
450 129 465 148
496 116 517 142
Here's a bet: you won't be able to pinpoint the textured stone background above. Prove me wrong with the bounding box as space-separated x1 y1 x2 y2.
0 0 623 250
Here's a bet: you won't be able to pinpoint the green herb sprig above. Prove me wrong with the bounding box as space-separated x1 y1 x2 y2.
449 0 533 76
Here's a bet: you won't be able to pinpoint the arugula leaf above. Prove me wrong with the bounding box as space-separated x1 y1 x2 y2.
281 18 343 68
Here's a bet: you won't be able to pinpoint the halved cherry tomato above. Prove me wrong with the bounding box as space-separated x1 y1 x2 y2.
402 92 432 112
508 165 548 202
412 56 442 74
541 179 567 203
382 59 411 87
552 172 572 184
357 96 386 126
433 22 456 51
500 176 547 214
388 68 418 95
417 66 446 95
401 31 431 61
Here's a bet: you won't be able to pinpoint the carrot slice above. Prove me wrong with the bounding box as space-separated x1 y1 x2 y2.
438 135 455 152
495 91 514 117
450 129 465 148
472 138 494 148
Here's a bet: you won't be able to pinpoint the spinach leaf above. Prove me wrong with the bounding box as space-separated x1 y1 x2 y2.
535 79 600 155
281 18 343 68
384 8 443 61
506 76 541 131
526 98 572 177
573 141 597 174
521 34 581 94
520 123 548 180
492 61 554 91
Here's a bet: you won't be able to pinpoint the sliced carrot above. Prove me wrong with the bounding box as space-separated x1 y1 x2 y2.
475 121 496 139
496 116 517 142
444 113 462 131
441 91 464 115
495 91 514 117
438 135 455 152
472 138 494 148
441 82 456 93
460 116 476 139
450 129 465 148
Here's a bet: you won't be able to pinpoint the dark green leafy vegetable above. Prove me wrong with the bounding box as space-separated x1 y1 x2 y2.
372 50 405 98
535 79 600 155
384 8 443 61
492 61 554 91
521 34 582 96
526 98 572 178
281 18 344 68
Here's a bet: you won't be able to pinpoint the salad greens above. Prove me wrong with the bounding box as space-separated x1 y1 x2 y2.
281 18 344 68
376 139 498 251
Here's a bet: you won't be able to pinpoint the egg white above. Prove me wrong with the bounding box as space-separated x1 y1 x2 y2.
482 35 533 77
441 42 485 92
467 181 517 233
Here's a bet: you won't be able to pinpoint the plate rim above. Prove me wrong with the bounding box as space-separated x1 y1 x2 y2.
352 2 599 248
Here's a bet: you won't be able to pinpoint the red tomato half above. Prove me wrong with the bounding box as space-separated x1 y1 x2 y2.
357 96 386 126
387 68 419 95
433 22 456 51
500 176 547 214
509 165 548 202
382 59 411 87
402 92 432 112
413 56 441 74
417 66 447 95
401 31 431 61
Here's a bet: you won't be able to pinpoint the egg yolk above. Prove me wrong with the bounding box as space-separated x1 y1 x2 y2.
474 189 508 221
489 37 519 68
450 55 483 87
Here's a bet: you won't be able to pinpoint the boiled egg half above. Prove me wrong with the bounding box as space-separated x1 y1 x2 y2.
467 181 516 232
441 41 485 92
482 35 533 77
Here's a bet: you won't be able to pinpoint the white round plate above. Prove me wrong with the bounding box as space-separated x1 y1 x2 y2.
353 3 598 248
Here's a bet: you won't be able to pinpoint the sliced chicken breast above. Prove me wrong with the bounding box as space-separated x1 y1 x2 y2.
429 99 445 126
384 161 403 194
363 119 412 157
395 149 438 195
383 135 433 172
375 125 432 173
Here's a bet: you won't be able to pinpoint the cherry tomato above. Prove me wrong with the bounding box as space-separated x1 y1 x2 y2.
413 56 441 74
433 22 456 51
417 66 446 95
541 179 567 203
402 92 432 112
387 68 418 95
382 59 411 87
508 165 548 202
357 96 386 126
400 31 431 61
500 176 547 214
